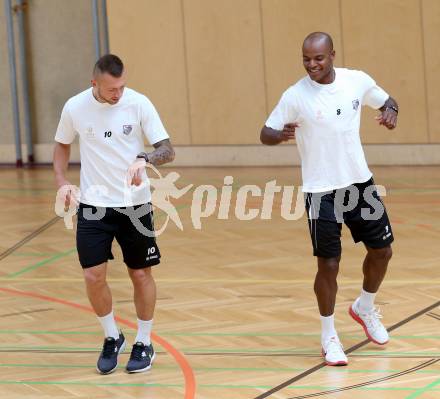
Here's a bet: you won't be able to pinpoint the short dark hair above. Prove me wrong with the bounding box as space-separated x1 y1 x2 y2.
303 32 334 52
93 54 124 77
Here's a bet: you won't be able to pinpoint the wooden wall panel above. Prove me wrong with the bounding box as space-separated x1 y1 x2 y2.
261 0 342 111
104 0 432 149
183 0 266 144
27 0 95 144
422 0 440 143
107 0 191 145
341 0 428 144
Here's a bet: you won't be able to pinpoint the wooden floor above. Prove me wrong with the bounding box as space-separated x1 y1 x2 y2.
0 165 439 399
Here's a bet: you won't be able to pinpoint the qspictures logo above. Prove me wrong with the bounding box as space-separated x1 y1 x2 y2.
55 164 387 236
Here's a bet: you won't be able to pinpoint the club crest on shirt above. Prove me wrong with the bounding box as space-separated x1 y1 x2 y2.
316 110 324 120
352 99 360 110
122 125 133 135
86 126 95 140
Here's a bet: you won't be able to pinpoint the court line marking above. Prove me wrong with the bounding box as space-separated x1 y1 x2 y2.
187 353 439 360
404 377 440 399
187 349 440 356
0 380 183 388
0 308 53 318
7 248 76 278
0 379 439 391
2 329 440 340
0 362 439 374
285 359 440 399
253 299 440 399
1 277 439 284
11 252 62 257
0 287 196 399
0 216 60 261
1 346 439 358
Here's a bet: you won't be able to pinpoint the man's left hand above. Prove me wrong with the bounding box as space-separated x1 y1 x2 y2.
375 108 397 130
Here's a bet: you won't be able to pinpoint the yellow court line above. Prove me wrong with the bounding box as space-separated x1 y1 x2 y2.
0 277 439 284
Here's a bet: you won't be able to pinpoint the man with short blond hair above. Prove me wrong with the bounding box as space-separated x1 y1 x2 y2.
53 54 175 374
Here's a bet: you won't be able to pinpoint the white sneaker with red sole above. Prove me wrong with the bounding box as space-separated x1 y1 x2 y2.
349 297 389 345
321 336 348 366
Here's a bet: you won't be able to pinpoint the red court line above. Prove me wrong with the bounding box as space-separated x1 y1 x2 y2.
0 287 196 399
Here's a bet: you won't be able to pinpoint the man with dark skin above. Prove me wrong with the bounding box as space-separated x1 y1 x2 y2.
261 32 398 366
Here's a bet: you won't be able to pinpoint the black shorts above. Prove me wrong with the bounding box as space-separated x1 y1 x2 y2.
304 178 394 258
76 203 161 269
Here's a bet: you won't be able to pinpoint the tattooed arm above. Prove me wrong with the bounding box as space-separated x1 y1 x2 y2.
147 139 175 166
127 139 175 186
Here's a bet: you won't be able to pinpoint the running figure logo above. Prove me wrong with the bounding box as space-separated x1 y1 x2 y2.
147 165 193 234
54 163 192 235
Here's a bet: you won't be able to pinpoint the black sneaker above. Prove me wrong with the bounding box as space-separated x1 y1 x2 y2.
96 332 126 374
126 342 156 373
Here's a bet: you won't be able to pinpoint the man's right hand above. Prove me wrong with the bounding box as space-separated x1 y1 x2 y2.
57 181 80 210
279 122 300 141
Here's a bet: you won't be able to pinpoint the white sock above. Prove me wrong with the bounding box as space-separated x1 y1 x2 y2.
97 311 119 340
320 314 337 344
135 318 153 345
359 288 376 312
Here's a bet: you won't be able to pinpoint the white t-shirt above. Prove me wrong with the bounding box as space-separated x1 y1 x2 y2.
265 68 389 193
55 87 169 207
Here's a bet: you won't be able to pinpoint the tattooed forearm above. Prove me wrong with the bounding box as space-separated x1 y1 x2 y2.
148 139 175 166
